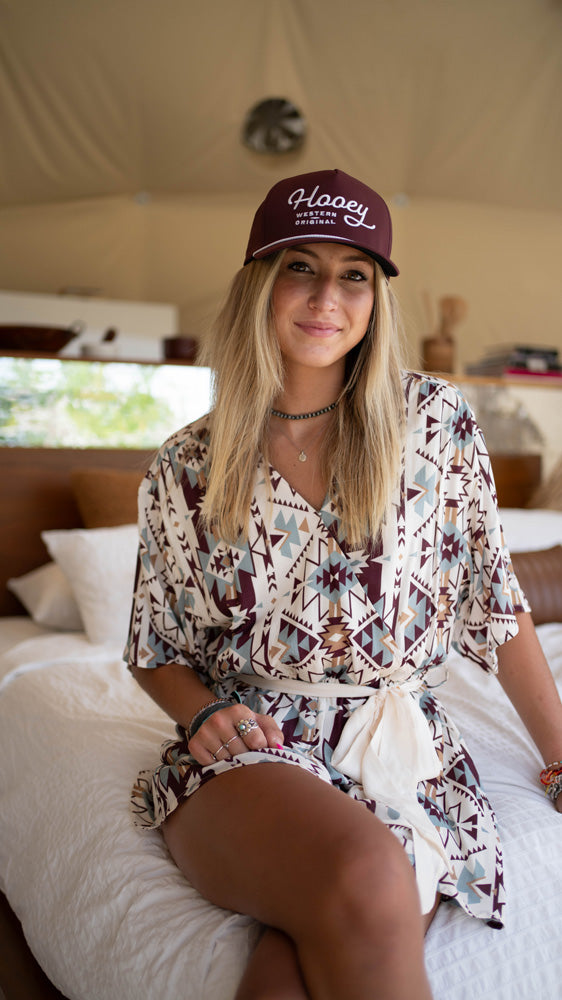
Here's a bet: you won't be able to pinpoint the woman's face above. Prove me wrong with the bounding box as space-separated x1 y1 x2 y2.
271 242 375 378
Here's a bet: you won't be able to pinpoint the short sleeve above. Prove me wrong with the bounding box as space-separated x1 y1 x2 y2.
447 394 530 672
124 436 213 673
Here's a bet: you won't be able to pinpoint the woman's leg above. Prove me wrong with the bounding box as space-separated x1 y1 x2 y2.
235 928 307 1000
237 896 442 1000
163 762 435 1000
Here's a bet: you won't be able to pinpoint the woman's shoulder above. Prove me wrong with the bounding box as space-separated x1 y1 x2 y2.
400 369 469 415
148 412 213 478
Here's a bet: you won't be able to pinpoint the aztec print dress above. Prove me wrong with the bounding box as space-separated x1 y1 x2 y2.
126 372 529 926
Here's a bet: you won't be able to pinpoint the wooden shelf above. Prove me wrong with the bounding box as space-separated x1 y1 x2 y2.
0 350 195 366
426 371 562 389
2 354 560 386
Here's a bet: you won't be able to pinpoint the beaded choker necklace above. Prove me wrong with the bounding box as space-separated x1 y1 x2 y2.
270 401 338 421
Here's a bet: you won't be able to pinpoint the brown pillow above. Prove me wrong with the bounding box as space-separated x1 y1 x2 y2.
71 467 143 528
511 545 562 625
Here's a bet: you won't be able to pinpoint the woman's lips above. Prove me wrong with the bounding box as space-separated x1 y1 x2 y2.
295 322 340 337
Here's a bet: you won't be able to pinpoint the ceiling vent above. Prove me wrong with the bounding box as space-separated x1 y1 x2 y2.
242 98 306 154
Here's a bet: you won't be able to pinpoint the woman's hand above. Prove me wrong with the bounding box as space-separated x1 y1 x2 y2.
188 704 284 766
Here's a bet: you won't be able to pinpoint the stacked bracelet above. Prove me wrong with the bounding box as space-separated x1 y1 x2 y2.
539 760 562 802
188 699 232 740
187 691 242 740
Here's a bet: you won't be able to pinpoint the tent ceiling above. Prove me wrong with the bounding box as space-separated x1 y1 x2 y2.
1 0 562 212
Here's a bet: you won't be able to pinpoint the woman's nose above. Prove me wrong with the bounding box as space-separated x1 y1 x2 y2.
308 276 338 310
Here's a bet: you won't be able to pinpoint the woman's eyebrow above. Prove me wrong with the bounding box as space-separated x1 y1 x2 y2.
288 246 373 265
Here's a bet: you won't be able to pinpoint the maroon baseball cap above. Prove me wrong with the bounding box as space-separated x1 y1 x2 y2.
244 168 399 276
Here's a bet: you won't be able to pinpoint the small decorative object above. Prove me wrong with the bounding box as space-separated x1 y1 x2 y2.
57 286 103 297
80 329 119 359
163 336 198 361
464 344 561 379
242 98 307 155
421 295 468 374
0 322 84 353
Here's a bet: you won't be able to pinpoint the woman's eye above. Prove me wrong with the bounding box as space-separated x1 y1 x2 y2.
344 270 368 282
284 261 370 281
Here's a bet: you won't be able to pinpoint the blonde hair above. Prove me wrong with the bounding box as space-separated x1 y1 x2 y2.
198 254 405 545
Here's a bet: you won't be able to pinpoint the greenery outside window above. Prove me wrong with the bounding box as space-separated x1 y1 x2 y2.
0 358 213 448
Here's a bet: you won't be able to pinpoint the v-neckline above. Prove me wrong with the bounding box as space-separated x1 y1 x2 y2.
264 457 332 518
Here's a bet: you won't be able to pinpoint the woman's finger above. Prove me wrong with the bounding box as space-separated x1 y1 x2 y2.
255 713 285 749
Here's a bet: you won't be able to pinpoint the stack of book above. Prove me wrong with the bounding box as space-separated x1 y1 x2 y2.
465 344 562 381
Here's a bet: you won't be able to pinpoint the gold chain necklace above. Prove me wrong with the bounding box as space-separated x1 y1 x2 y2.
272 418 329 463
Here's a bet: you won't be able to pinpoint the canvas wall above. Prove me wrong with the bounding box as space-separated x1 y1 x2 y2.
1 192 560 371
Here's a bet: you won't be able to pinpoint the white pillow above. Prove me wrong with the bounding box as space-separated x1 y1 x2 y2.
41 524 139 646
499 508 562 553
7 562 83 631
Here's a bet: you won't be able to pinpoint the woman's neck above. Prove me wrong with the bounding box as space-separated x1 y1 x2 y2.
273 364 344 418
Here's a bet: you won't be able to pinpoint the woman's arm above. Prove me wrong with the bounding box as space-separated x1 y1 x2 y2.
131 661 217 732
496 611 562 812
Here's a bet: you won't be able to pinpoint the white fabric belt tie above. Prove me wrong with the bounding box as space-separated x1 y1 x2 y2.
237 672 452 913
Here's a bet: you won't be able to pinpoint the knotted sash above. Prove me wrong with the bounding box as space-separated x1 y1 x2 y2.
237 672 452 913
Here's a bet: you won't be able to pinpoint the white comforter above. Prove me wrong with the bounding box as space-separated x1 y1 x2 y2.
0 622 561 1000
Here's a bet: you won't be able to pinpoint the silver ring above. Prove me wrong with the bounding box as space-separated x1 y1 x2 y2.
211 744 226 761
223 735 239 747
235 718 259 736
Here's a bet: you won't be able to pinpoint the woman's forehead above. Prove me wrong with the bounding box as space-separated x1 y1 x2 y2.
285 242 375 265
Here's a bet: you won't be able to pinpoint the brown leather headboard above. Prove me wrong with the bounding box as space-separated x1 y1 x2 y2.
0 447 154 616
0 446 547 617
488 452 542 509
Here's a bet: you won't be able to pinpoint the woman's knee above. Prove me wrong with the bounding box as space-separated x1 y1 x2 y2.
306 822 420 942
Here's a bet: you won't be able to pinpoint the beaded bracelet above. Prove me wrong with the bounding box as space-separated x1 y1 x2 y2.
545 776 562 802
188 699 232 740
539 760 562 802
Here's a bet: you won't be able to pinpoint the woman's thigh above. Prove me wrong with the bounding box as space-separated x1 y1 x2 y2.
162 760 419 934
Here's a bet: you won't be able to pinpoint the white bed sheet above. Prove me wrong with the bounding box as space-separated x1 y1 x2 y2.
0 616 51 658
0 622 560 1000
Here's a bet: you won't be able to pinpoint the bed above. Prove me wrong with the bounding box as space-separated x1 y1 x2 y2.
0 445 561 1000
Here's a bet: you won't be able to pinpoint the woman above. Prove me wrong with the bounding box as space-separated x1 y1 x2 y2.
127 169 562 1000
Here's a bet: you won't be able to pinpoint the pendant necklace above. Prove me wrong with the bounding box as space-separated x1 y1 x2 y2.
276 424 327 462
270 399 338 462
272 413 334 463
